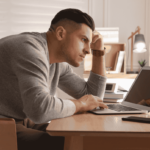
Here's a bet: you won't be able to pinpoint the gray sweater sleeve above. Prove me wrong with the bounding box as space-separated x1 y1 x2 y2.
58 63 107 100
10 38 76 123
9 34 106 123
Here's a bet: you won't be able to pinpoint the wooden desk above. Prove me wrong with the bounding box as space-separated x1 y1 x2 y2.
46 113 150 150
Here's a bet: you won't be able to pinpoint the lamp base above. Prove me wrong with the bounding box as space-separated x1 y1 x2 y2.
126 71 138 74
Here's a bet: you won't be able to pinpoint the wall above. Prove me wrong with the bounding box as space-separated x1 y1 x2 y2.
1 0 149 99
0 0 89 38
1 0 149 72
90 0 150 72
57 0 150 99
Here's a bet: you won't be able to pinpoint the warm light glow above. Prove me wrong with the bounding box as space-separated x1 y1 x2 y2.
133 42 146 53
133 48 147 53
136 43 145 49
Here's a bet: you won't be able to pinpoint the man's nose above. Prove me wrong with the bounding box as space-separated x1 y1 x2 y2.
84 44 90 54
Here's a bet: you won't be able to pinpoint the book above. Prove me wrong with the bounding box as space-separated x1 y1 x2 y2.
106 51 125 74
115 51 125 73
113 51 119 70
104 91 127 99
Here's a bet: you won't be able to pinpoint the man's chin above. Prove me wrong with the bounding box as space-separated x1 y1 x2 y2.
74 64 80 67
72 63 80 67
69 61 80 67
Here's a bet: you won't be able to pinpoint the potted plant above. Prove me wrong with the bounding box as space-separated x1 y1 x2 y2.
138 59 146 72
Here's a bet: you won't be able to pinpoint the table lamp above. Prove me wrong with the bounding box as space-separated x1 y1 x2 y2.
127 26 147 74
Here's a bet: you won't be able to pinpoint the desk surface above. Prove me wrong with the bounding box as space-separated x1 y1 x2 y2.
46 112 150 137
46 112 150 150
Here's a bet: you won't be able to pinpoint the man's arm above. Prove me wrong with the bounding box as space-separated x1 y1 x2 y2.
91 31 106 77
61 30 108 113
92 55 106 77
58 63 107 100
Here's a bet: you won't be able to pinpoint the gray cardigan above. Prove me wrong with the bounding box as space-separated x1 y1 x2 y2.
0 32 107 123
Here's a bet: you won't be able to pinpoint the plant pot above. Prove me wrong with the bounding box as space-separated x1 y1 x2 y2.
138 66 142 73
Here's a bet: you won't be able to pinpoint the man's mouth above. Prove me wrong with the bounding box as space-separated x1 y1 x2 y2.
80 55 85 58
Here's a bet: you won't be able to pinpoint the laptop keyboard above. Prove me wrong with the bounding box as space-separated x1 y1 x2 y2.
107 104 140 112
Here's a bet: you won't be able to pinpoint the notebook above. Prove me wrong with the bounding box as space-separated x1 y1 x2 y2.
90 66 150 115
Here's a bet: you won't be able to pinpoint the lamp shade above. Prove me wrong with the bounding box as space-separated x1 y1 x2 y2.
133 34 147 53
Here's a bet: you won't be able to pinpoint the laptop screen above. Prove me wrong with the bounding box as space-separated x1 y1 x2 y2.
124 68 150 107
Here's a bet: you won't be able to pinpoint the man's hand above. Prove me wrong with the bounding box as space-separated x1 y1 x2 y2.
138 99 150 106
145 99 150 106
90 30 104 51
71 95 108 114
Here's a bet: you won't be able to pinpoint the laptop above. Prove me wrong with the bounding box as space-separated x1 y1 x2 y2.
90 66 150 115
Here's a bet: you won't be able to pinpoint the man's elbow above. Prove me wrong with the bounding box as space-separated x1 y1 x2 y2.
25 111 50 124
25 110 63 124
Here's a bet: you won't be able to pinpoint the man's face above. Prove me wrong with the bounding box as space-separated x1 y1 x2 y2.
61 24 92 67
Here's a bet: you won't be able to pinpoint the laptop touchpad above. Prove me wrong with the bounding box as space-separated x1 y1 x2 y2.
92 108 116 113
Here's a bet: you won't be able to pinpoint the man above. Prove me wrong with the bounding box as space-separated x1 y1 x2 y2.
0 8 108 150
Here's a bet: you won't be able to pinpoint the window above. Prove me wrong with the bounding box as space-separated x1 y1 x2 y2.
0 0 88 38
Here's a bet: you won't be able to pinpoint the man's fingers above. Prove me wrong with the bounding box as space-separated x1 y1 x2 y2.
92 30 99 35
92 30 103 43
92 35 99 43
97 99 103 102
92 34 103 43
93 96 103 102
98 102 108 109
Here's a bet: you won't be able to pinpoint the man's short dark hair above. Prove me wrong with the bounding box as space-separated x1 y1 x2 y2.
49 8 95 31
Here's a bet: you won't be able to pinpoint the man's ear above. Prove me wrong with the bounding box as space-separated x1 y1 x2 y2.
55 26 66 41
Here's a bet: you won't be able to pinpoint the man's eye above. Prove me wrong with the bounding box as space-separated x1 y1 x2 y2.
82 38 86 42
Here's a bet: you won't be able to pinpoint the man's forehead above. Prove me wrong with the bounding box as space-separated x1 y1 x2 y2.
78 24 92 41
